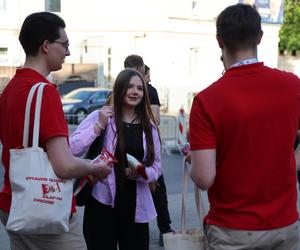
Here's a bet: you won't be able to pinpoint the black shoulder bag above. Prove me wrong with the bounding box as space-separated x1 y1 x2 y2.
74 127 106 206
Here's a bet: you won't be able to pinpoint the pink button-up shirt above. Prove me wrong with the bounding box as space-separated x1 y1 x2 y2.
69 110 161 223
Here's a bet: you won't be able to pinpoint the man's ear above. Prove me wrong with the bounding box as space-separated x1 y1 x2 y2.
257 30 263 45
40 40 50 54
216 35 224 49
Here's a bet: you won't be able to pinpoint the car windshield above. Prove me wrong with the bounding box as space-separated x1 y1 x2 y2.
64 90 96 101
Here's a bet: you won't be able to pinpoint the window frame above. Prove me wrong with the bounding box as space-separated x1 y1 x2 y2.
45 0 61 12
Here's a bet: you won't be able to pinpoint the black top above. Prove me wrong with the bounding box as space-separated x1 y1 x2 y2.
114 122 144 221
147 84 160 106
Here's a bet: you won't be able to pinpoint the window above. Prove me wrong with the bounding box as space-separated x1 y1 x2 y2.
189 47 198 75
91 91 108 103
0 0 6 11
0 48 8 55
187 92 198 111
45 0 61 12
191 0 199 16
107 47 112 82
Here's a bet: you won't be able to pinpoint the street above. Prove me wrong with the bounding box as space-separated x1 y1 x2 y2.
0 151 203 250
1 146 300 250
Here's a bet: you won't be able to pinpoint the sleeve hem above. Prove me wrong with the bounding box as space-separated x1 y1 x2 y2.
41 131 68 146
190 144 216 150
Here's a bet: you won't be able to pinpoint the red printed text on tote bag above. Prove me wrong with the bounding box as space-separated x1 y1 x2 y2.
26 176 66 205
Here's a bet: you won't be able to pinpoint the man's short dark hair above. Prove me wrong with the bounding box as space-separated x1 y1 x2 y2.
19 12 66 56
216 3 262 52
124 54 144 69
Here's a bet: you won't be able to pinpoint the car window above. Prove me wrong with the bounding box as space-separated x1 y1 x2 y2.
90 91 108 102
64 90 95 101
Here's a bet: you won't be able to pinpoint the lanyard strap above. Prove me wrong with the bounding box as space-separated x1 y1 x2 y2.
229 58 259 69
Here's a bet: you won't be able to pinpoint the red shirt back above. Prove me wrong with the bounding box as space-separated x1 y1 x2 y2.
0 68 70 212
190 63 300 230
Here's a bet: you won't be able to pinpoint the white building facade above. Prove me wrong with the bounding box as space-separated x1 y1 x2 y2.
0 0 281 113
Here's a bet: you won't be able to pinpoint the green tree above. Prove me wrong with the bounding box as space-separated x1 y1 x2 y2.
279 0 300 55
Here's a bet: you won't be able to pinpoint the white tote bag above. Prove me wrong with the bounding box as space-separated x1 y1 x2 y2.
163 158 208 250
6 83 73 234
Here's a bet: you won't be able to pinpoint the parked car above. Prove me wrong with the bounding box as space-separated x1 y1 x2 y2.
61 87 112 124
58 75 96 97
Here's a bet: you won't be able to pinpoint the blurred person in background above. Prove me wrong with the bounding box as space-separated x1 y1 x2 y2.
144 65 160 125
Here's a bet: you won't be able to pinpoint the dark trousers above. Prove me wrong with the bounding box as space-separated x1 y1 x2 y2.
83 196 149 250
151 174 172 233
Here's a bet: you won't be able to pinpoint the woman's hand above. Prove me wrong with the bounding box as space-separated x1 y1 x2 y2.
94 106 113 134
98 105 113 127
125 166 138 180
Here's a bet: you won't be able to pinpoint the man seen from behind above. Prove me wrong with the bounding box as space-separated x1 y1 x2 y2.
190 3 300 250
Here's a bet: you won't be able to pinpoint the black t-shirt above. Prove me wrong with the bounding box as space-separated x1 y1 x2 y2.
147 84 160 106
114 122 144 221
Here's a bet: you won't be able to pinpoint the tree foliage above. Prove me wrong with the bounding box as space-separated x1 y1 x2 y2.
279 0 300 54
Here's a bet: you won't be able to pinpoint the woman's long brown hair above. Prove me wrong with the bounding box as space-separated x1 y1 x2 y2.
113 69 157 167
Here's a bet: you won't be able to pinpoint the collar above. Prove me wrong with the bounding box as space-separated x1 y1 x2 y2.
16 68 55 87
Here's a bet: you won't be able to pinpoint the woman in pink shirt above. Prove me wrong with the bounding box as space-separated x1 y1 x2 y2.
70 68 161 250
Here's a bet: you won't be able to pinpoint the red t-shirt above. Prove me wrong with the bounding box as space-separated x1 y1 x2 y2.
190 63 300 230
0 68 76 213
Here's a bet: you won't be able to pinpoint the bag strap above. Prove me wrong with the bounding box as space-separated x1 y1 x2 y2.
181 158 206 234
84 127 107 160
22 82 47 148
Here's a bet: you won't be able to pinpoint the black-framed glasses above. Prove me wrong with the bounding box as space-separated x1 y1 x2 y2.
54 40 70 51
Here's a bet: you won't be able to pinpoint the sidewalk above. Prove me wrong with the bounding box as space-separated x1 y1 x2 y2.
0 150 202 250
0 191 202 250
1 146 300 250
149 192 203 250
2 183 300 250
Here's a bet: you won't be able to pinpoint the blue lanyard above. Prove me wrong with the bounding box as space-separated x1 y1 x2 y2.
229 58 259 69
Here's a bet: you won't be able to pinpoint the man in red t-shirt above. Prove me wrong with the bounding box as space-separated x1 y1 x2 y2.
0 12 111 249
189 4 300 250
